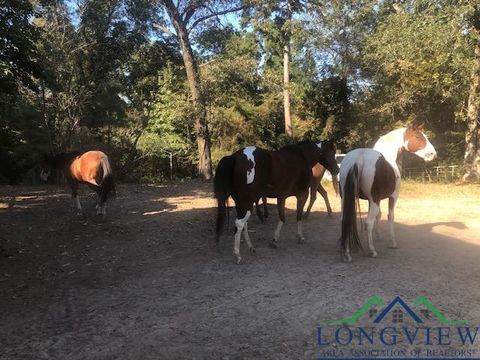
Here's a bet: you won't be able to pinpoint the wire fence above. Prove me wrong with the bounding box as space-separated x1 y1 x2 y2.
402 164 462 182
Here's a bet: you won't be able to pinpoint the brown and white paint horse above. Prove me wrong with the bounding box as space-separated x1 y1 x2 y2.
339 125 436 261
41 150 116 216
215 141 339 264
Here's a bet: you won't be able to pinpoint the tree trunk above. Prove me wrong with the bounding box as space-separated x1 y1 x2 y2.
283 0 293 138
463 37 480 182
163 0 213 180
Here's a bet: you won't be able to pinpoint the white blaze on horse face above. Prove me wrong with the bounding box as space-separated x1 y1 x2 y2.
316 142 322 149
243 146 256 184
414 134 437 162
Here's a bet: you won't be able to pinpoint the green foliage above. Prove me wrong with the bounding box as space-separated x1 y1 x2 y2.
137 65 192 159
359 2 472 160
1 0 478 183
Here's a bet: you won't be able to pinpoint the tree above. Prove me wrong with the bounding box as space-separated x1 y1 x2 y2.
462 2 480 181
247 0 305 138
282 0 293 137
137 65 193 179
154 0 246 179
198 28 262 159
0 0 47 183
358 1 471 158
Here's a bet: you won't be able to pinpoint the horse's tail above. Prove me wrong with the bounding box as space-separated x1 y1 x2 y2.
214 155 235 243
100 155 116 202
339 163 363 253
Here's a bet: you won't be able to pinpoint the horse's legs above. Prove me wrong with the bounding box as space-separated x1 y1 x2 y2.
70 182 82 214
234 207 251 264
255 200 264 222
262 196 268 219
243 222 255 253
374 203 381 239
303 182 317 219
94 188 105 216
343 244 352 262
100 192 107 216
296 192 308 243
366 200 380 257
388 196 398 249
255 197 268 222
270 198 285 248
317 184 332 216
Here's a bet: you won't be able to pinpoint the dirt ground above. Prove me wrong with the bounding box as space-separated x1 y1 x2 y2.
1 180 480 359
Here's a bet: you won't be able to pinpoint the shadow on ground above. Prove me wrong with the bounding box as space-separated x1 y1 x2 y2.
0 181 479 359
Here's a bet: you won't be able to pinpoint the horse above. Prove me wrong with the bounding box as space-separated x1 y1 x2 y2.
303 163 339 218
40 150 116 216
338 125 437 262
214 140 340 264
256 162 339 220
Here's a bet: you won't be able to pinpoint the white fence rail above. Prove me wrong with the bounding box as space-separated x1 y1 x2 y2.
403 165 461 182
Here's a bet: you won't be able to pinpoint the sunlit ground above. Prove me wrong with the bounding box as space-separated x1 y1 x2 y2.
263 180 480 246
1 180 480 359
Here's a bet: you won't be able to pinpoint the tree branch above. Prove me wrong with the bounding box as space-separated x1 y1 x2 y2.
187 5 246 32
153 23 176 37
182 1 204 24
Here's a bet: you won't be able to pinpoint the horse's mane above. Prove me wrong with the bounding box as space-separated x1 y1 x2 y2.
280 140 316 151
50 151 83 168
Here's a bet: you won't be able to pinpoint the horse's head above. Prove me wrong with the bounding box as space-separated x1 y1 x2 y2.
316 139 340 176
404 125 437 161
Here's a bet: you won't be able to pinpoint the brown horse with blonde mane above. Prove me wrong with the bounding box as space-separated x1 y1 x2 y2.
41 150 115 216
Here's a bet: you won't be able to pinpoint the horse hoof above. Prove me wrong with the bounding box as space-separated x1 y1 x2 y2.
388 244 398 249
343 254 352 262
369 251 378 258
249 247 256 254
234 256 242 264
269 241 278 249
327 212 332 217
297 237 306 244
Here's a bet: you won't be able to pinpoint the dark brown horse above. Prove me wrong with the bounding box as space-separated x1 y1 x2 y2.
41 150 115 216
214 141 339 264
258 162 339 220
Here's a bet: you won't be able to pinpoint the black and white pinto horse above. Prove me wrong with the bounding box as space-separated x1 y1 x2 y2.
339 125 437 261
215 141 340 264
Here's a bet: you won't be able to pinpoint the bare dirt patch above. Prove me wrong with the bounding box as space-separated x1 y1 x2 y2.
1 180 480 359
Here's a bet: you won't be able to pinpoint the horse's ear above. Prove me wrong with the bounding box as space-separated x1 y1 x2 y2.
411 123 424 132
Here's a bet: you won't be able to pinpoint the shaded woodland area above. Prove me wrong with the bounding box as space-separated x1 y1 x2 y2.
2 0 480 184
